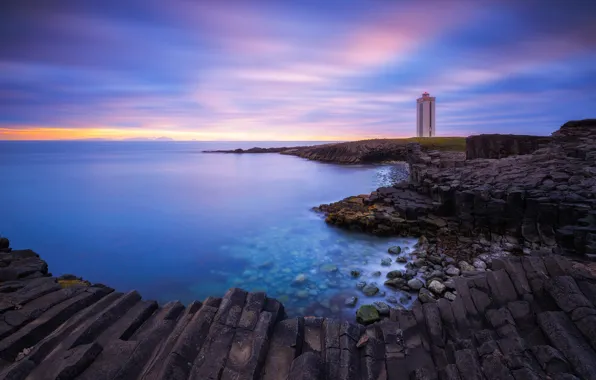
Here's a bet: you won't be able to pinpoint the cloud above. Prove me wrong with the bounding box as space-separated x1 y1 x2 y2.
0 0 594 140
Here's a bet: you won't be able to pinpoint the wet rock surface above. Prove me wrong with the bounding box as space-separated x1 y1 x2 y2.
2 120 596 378
316 119 596 262
465 134 551 159
1 240 596 379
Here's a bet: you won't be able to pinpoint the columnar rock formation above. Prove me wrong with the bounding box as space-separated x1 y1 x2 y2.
465 134 551 160
2 120 596 378
2 241 596 378
319 119 596 260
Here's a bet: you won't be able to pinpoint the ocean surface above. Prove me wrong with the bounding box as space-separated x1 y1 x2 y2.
0 141 413 318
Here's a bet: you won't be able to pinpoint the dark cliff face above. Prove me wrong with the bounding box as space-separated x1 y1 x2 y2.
465 134 551 160
320 119 596 259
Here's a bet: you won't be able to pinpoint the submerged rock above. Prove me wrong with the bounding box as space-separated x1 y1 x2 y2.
371 271 382 277
350 270 361 278
381 258 392 266
293 274 307 284
373 301 390 315
388 246 402 255
399 294 412 304
356 305 380 324
356 281 367 290
345 296 358 307
257 261 274 269
320 264 339 273
296 290 309 299
386 296 398 304
362 283 379 296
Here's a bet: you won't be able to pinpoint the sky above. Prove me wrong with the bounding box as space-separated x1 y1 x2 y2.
1 0 595 141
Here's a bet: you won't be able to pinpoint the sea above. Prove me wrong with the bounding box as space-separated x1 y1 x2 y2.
0 141 414 319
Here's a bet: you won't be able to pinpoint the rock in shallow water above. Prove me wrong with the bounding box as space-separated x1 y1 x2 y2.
362 283 379 296
257 261 274 269
396 256 407 263
386 270 403 279
381 258 392 266
373 301 390 315
345 296 358 307
384 278 405 288
372 271 382 277
356 305 380 324
356 281 366 289
388 246 402 255
407 278 424 290
320 264 339 273
296 290 309 299
293 274 307 284
350 270 361 278
386 296 398 304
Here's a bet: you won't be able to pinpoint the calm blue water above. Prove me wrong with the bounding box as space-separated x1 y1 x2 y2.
0 141 413 318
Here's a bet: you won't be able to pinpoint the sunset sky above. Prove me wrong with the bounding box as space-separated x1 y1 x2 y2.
1 1 595 141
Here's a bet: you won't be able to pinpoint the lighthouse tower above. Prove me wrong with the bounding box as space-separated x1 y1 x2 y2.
416 92 436 137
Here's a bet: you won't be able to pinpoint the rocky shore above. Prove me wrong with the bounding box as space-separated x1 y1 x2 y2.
203 137 466 164
3 237 596 379
317 119 596 258
1 119 595 378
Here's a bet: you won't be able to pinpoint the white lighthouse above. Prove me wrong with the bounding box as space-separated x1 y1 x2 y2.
416 92 436 137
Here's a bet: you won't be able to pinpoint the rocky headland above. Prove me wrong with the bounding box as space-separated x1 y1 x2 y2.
317 119 595 256
204 137 466 164
1 119 596 379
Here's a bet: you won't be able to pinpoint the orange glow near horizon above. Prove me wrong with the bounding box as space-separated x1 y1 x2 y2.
0 127 416 142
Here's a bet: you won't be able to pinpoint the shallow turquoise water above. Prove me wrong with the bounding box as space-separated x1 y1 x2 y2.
0 141 413 318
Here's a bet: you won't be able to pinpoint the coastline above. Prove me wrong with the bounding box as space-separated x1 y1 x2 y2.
1 238 596 378
203 137 467 164
0 119 595 378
